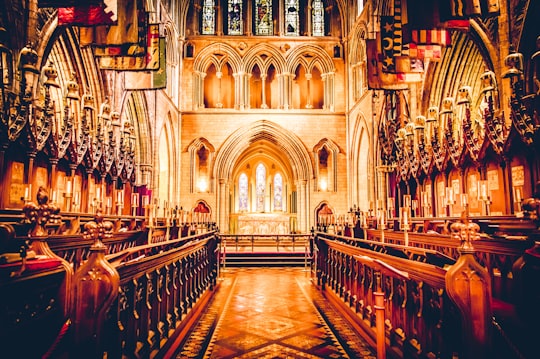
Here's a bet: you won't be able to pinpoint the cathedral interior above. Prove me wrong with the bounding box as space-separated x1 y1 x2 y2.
0 0 539 358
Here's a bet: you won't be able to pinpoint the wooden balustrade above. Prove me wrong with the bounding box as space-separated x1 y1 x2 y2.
316 214 537 359
0 192 220 359
315 236 461 358
220 233 311 252
341 215 537 305
100 232 219 358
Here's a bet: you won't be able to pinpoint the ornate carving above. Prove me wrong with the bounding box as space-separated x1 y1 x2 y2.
72 212 119 355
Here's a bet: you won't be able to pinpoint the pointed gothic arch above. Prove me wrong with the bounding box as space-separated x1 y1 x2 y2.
213 119 314 232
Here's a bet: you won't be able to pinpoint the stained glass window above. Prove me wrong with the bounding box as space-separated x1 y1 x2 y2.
285 0 299 36
228 0 243 35
239 173 248 211
273 173 283 210
255 0 273 35
256 164 266 211
312 0 324 36
202 0 215 35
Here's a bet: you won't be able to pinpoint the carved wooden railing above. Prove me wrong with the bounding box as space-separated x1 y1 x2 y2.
316 219 536 358
98 231 219 358
315 234 461 358
220 233 311 252
365 221 535 303
0 189 220 359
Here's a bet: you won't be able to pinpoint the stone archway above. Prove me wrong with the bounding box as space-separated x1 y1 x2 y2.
213 120 313 233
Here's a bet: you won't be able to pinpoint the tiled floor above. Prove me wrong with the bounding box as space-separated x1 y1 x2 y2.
176 267 376 358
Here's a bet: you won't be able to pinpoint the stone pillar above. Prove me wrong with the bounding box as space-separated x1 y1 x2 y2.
260 74 268 109
194 71 206 110
297 179 308 233
281 73 293 110
305 73 313 109
216 71 223 108
218 178 229 233
323 72 335 111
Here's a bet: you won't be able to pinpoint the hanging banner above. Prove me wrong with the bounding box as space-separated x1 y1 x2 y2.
79 0 142 47
122 37 166 90
57 1 118 26
97 24 159 71
39 0 102 7
366 39 421 90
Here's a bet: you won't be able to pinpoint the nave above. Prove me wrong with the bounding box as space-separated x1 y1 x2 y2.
174 267 376 359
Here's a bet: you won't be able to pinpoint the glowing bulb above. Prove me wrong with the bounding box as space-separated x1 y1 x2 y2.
319 179 327 191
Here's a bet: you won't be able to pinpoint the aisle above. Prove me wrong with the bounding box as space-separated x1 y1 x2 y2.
175 267 376 358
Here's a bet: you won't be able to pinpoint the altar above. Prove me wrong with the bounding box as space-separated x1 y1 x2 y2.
237 213 290 234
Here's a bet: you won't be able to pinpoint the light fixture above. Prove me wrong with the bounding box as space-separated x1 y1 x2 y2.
197 177 208 192
319 178 328 191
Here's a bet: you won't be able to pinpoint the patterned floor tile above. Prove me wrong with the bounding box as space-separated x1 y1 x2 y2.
175 268 376 359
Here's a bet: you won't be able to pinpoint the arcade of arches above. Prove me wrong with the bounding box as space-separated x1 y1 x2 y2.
1 1 540 358
0 0 539 235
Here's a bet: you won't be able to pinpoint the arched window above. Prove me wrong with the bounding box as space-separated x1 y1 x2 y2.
239 173 248 211
256 163 266 211
312 0 325 36
202 0 216 35
273 173 283 210
285 0 300 36
228 0 243 35
255 0 273 35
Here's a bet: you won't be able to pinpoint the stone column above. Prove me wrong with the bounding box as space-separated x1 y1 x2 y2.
260 74 268 109
323 72 335 111
194 71 206 110
297 179 308 233
305 73 313 109
218 178 229 233
216 71 223 108
281 73 293 110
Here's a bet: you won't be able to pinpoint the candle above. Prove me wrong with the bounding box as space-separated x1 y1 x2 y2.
403 208 409 226
404 195 411 208
96 187 101 200
461 193 468 207
479 181 488 200
515 187 522 202
24 185 31 201
66 180 72 194
132 193 139 207
446 187 454 205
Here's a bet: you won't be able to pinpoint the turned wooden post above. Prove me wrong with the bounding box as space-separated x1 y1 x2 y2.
355 255 409 359
72 212 119 358
445 217 492 359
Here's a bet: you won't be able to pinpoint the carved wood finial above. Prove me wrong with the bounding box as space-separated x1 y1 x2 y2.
450 212 480 253
22 186 61 237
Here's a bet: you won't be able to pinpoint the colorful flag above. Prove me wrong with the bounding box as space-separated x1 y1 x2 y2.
57 1 118 26
123 38 166 90
411 29 451 46
380 0 405 72
39 0 102 7
79 0 142 47
97 24 159 71
366 39 421 90
417 44 442 61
